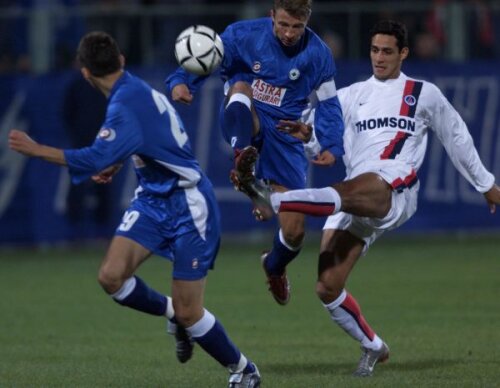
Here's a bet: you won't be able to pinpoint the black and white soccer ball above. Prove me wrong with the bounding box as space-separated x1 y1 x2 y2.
174 25 224 76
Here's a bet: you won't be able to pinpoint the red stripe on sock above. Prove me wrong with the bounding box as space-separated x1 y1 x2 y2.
279 201 335 216
341 293 375 341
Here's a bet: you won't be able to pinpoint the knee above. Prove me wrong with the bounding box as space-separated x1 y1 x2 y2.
315 279 344 304
97 265 124 294
173 302 203 328
315 262 345 303
229 81 252 97
281 227 305 248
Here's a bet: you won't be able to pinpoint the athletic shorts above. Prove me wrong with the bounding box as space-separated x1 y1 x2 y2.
323 161 419 250
219 102 308 189
115 175 220 280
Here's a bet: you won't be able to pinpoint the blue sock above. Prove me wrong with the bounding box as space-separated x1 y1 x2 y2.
222 94 253 150
112 276 166 316
188 309 255 373
264 229 302 276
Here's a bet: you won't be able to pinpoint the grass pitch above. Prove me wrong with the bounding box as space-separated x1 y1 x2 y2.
0 234 499 387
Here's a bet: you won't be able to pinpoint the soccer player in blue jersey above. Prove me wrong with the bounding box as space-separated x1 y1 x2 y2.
166 0 344 306
9 31 260 388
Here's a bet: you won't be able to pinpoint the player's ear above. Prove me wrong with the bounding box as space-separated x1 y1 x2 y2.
81 67 91 80
400 47 409 61
270 9 275 20
119 54 125 68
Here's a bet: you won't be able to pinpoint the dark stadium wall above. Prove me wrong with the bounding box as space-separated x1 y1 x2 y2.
0 62 499 245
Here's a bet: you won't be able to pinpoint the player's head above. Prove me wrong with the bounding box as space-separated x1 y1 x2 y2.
369 20 409 80
271 0 312 47
77 31 123 78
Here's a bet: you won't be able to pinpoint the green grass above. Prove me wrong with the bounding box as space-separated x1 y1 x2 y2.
1 235 499 387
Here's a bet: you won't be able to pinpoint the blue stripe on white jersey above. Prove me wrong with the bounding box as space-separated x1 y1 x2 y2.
64 71 202 195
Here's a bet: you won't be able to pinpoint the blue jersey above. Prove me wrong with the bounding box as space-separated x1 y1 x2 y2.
64 71 220 280
65 71 202 195
166 17 344 158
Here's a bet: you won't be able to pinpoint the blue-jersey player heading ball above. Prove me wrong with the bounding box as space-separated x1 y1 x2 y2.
9 31 261 388
166 0 345 307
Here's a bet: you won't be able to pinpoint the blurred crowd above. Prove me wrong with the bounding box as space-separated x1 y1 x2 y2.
0 0 499 75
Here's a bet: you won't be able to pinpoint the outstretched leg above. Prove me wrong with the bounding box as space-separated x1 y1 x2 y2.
269 172 392 219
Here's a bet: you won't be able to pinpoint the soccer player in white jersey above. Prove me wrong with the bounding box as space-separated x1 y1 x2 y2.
255 20 500 376
9 31 260 387
166 0 344 306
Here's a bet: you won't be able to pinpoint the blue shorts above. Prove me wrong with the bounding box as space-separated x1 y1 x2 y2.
220 103 308 190
115 176 220 280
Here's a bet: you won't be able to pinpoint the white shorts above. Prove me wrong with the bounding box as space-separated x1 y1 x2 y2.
323 161 419 251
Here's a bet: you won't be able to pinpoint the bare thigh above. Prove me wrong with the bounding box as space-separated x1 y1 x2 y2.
334 172 392 218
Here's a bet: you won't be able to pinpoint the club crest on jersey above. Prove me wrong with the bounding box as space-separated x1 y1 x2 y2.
252 61 261 73
289 68 300 80
98 127 116 141
404 95 417 106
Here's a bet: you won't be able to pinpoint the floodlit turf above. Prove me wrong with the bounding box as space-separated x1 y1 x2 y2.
0 234 499 387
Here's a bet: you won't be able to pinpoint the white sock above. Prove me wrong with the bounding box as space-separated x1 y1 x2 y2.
271 187 341 216
323 290 382 350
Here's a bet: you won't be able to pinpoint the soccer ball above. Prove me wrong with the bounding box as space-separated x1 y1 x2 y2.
174 25 224 76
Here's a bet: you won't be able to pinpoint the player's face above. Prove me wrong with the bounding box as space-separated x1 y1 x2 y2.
271 8 308 47
370 34 408 80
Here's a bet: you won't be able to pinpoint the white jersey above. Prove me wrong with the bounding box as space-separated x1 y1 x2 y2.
338 72 494 193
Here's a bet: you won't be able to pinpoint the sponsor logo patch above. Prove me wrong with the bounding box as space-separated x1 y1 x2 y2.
251 79 286 107
252 61 261 73
192 258 199 269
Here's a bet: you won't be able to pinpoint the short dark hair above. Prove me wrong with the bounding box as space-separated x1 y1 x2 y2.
274 0 312 20
76 31 121 77
369 20 408 51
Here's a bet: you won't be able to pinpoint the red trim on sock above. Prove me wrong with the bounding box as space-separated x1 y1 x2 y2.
341 293 375 341
279 201 335 216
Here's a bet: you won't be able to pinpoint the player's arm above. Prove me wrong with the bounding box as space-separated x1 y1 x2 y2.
428 84 498 209
9 129 67 165
92 163 123 184
165 69 205 104
165 69 202 104
312 81 344 166
65 105 141 185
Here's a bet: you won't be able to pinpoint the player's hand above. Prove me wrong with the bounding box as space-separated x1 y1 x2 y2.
92 164 123 184
171 84 193 105
311 150 336 167
8 129 40 157
277 120 312 143
484 183 500 214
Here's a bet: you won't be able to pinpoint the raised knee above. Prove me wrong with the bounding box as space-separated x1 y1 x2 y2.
97 267 123 294
229 81 252 97
281 229 305 248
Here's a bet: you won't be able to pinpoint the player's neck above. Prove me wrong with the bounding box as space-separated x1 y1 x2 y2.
96 70 124 98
